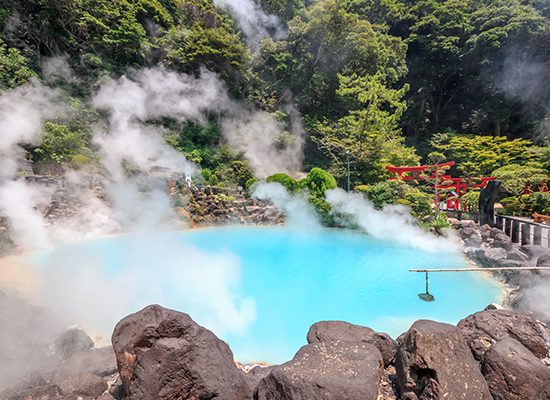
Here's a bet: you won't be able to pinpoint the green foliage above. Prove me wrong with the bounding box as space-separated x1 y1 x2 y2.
432 133 534 176
492 164 549 197
400 188 432 218
461 190 480 212
312 71 419 185
354 180 405 209
298 167 337 196
266 172 298 191
420 212 451 235
32 121 92 163
162 23 250 95
245 177 259 191
0 39 37 90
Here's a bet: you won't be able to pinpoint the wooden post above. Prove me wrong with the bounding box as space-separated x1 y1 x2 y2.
505 218 512 236
496 215 503 230
521 223 530 245
534 225 542 246
511 220 520 243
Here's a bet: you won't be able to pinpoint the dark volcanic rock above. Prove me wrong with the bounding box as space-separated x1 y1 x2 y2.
537 252 550 267
59 372 107 399
307 320 397 367
395 320 492 400
111 304 252 400
55 328 94 360
492 233 513 251
482 337 550 400
457 309 550 361
257 341 383 400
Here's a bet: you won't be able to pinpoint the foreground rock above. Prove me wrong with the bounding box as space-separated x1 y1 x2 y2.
111 304 253 400
307 320 397 367
458 309 550 360
482 337 550 400
395 320 492 400
257 341 383 400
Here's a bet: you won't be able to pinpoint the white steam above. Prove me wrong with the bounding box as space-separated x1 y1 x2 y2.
325 188 460 252
34 229 256 341
214 0 286 51
252 182 321 231
221 105 305 178
0 181 53 250
0 80 62 178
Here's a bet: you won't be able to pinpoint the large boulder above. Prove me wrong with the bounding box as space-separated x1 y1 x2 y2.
58 372 108 400
457 309 550 361
482 337 550 400
492 233 513 251
395 320 492 400
111 304 253 400
307 320 397 367
257 341 383 400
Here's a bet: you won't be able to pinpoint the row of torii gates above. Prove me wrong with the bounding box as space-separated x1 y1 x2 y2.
385 161 496 210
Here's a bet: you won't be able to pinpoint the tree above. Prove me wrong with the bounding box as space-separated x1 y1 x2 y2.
312 72 419 185
420 151 451 215
431 132 534 176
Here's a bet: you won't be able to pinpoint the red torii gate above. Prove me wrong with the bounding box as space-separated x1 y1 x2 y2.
385 162 495 210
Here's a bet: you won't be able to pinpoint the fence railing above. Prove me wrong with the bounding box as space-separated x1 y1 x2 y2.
443 210 550 247
495 215 550 247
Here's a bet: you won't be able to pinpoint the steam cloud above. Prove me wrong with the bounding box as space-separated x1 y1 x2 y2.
213 0 286 51
325 188 460 252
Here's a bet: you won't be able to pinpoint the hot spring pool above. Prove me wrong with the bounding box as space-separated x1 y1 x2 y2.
17 226 505 364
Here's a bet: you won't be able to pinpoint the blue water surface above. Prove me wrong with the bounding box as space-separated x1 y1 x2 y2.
25 226 504 364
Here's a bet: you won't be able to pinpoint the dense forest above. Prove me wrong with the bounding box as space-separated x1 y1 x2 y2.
2 0 550 206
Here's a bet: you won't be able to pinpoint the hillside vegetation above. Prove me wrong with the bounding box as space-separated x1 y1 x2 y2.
2 0 550 193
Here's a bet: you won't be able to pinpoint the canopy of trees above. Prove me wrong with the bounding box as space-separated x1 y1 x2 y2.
2 0 550 193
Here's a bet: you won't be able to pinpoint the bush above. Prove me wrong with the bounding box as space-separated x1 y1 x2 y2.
266 173 298 192
246 178 259 191
461 191 480 212
402 189 432 218
298 168 337 197
355 181 406 210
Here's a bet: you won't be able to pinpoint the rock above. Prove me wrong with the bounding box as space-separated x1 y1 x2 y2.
493 233 513 251
307 320 397 367
59 372 107 399
247 197 259 206
53 346 117 381
507 248 530 262
263 206 278 218
112 304 253 400
518 244 548 260
537 252 550 267
459 227 480 240
395 320 492 400
484 303 505 310
257 341 383 400
482 337 550 400
466 233 483 248
55 328 94 360
457 309 550 360
490 227 505 238
204 185 212 195
477 247 507 266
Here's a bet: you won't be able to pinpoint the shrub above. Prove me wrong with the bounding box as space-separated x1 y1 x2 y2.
461 191 480 212
246 178 259 191
355 181 406 210
266 173 298 192
298 168 337 197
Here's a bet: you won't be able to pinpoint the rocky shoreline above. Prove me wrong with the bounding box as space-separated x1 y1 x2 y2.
3 303 549 400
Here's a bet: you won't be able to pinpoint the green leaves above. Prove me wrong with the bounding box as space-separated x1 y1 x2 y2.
0 40 37 90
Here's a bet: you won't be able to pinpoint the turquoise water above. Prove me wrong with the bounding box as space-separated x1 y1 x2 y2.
22 226 504 364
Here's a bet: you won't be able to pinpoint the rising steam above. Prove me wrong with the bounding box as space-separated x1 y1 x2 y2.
325 188 461 252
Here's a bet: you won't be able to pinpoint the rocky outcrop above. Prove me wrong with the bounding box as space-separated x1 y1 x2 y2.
395 320 492 400
306 320 397 367
457 309 550 361
482 337 550 400
181 185 284 226
256 341 383 400
111 304 253 400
